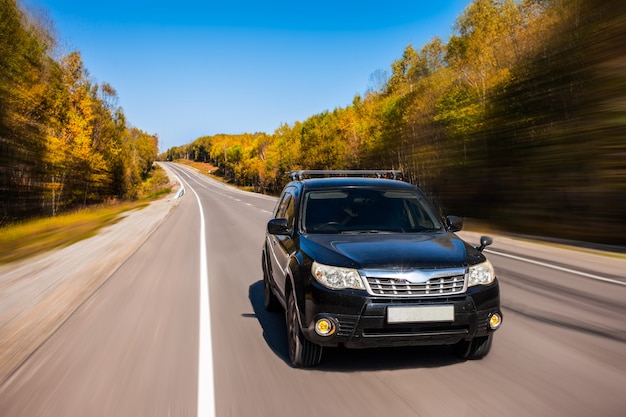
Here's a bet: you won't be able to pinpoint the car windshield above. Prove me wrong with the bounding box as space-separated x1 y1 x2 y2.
302 188 443 234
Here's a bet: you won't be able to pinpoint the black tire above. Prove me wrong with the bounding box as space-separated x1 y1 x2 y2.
452 339 472 359
453 334 493 360
469 334 493 359
286 292 322 367
262 253 281 312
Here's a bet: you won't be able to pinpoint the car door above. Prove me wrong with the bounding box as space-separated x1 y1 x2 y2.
267 188 297 298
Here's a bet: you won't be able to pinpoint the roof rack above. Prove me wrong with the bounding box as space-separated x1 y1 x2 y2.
288 170 403 181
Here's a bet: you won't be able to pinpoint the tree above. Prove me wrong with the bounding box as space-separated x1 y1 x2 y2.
0 0 56 221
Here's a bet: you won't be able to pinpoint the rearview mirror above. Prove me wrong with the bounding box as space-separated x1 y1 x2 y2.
267 218 290 235
445 215 463 232
477 235 493 252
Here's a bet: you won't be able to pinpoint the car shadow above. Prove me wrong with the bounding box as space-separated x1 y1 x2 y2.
248 280 464 371
247 280 290 362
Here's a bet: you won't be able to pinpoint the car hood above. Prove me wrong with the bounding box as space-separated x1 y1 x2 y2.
300 232 477 269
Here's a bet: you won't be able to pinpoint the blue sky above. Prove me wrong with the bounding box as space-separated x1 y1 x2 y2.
24 0 471 152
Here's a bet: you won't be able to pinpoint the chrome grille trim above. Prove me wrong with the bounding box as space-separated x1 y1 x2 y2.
362 268 467 297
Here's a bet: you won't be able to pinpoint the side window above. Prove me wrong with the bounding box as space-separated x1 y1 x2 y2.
284 196 295 229
275 188 296 229
275 193 291 218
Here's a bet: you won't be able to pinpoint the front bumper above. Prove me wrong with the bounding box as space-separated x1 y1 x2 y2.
300 280 501 348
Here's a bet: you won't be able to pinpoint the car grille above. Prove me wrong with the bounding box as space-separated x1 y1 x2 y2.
365 274 466 297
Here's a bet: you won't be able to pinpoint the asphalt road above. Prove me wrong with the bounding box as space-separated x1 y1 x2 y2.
1 162 625 417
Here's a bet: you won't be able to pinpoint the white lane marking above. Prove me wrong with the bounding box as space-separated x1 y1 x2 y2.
167 170 186 198
176 173 216 417
486 249 626 286
194 191 215 417
193 191 215 417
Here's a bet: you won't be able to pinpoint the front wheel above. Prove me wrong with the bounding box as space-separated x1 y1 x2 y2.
286 292 322 367
452 334 493 360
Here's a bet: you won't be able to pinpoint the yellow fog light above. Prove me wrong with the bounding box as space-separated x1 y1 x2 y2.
489 313 502 330
315 318 336 336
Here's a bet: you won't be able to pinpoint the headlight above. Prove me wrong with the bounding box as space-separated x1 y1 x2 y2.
312 261 365 290
468 260 496 286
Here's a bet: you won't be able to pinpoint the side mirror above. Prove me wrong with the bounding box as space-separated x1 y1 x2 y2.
267 218 290 235
477 235 493 252
446 215 463 232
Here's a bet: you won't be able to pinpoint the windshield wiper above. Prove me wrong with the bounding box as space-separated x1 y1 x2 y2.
341 229 394 234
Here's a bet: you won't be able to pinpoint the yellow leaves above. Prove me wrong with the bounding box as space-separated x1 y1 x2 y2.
40 51 159 206
2 1 161 221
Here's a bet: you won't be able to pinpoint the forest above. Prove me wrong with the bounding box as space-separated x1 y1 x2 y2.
166 0 626 246
2 0 624 246
1 0 159 224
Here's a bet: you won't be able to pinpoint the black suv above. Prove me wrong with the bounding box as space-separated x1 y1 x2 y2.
261 170 502 367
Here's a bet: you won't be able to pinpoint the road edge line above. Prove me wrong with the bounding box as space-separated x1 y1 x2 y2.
176 171 215 417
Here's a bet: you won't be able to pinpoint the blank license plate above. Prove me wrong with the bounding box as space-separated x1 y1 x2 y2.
387 305 454 323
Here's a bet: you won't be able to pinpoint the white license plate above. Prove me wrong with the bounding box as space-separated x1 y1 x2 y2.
387 305 454 323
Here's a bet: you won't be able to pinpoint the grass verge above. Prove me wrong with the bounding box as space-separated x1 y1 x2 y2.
0 166 173 265
0 205 136 264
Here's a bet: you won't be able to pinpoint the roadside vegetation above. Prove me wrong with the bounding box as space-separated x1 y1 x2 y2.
1 0 168 263
3 0 625 250
0 165 171 264
1 0 160 227
164 0 626 246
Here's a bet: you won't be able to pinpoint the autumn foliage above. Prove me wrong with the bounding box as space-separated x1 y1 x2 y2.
167 0 626 245
1 0 159 224
2 0 624 245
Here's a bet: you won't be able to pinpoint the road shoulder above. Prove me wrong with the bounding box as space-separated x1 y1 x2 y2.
0 164 182 386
